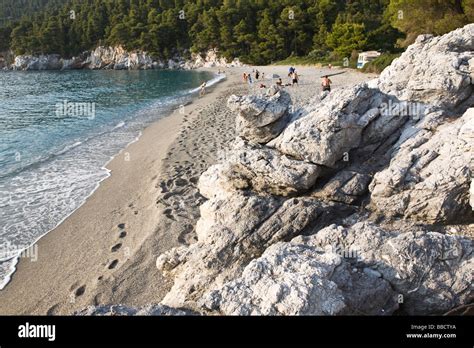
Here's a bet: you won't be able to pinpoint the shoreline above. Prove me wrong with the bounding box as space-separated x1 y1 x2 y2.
0 69 224 291
0 68 240 314
0 65 376 315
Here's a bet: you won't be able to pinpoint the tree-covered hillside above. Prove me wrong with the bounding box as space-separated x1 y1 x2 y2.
0 0 472 64
0 0 66 24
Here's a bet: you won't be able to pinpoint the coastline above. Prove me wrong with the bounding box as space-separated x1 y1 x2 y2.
0 68 241 314
0 65 376 315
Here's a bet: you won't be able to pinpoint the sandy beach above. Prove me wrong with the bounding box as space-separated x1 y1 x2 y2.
0 65 376 315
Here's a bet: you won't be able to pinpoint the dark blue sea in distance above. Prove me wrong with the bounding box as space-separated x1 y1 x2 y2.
0 69 222 287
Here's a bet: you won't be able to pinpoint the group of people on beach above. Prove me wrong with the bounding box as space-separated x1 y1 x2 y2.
243 69 265 85
207 64 333 98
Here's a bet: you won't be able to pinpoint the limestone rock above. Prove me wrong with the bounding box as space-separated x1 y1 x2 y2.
370 108 474 223
157 195 335 309
228 90 292 143
205 221 471 316
156 25 474 316
183 49 245 69
269 84 408 167
202 239 398 315
199 138 320 196
312 170 372 204
13 54 62 70
378 24 474 110
309 222 473 315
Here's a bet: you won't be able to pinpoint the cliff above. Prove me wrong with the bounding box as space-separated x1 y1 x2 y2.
5 47 245 71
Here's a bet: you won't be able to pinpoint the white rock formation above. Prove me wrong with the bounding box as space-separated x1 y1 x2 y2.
13 54 63 70
378 24 474 110
84 46 154 70
227 89 292 143
199 137 320 196
268 84 411 167
9 47 245 71
370 108 474 223
155 24 474 316
204 222 472 315
183 49 245 69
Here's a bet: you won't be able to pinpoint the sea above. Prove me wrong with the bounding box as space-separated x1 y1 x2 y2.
0 69 223 288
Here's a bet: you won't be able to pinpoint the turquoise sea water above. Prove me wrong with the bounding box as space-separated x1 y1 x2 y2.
0 69 222 288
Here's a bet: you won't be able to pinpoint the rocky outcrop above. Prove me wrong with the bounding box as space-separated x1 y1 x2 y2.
155 24 474 316
227 89 292 143
183 49 244 69
84 46 153 70
378 24 474 111
200 138 320 197
203 222 472 316
7 47 245 71
267 84 413 168
157 193 355 309
370 108 474 223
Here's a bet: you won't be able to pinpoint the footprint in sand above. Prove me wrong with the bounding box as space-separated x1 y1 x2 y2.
75 285 86 297
108 259 119 269
119 231 127 239
118 223 125 230
46 304 60 315
111 243 122 252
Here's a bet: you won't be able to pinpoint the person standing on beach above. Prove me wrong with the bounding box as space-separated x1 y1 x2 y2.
321 75 332 92
199 81 207 97
243 72 248 83
292 71 299 86
288 66 295 77
255 69 260 80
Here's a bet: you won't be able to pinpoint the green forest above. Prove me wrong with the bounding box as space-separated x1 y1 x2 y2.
0 0 473 65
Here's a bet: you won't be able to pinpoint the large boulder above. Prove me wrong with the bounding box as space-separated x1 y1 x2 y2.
227 89 292 143
309 223 473 315
204 222 472 315
157 195 338 309
369 108 474 223
199 137 321 196
268 84 411 167
202 238 398 315
378 24 474 110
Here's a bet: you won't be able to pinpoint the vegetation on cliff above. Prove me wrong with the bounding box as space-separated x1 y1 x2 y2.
0 0 472 64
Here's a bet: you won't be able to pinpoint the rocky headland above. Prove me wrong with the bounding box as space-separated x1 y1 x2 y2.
2 47 244 71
